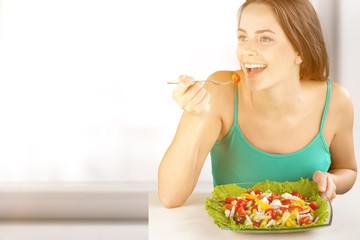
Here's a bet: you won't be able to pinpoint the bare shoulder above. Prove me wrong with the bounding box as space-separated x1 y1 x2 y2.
329 81 354 126
330 81 354 112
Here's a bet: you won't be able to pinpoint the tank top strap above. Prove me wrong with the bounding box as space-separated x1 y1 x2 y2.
232 80 331 131
320 80 332 131
233 85 239 123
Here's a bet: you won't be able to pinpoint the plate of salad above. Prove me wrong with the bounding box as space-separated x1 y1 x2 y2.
205 178 332 233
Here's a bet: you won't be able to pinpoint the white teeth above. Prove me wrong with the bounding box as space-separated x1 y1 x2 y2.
244 63 267 69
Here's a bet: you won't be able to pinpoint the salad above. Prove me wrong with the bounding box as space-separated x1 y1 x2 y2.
205 179 330 230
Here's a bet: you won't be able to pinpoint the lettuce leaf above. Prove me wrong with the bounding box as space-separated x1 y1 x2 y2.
205 178 330 230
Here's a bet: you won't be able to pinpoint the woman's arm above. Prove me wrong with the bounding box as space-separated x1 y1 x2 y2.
313 83 357 201
158 76 222 208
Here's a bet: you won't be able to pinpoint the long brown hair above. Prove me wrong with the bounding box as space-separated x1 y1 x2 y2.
238 0 329 81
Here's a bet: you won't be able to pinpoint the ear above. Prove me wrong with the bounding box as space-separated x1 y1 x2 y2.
295 54 303 65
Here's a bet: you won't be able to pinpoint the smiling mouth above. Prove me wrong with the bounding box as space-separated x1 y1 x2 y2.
244 63 267 75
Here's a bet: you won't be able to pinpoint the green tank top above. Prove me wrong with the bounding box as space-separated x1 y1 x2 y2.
210 81 332 187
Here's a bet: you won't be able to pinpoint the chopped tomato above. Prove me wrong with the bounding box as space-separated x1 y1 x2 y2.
236 199 246 209
292 191 299 197
237 206 246 218
309 201 319 210
281 199 292 205
299 195 308 200
233 216 245 224
251 204 259 213
299 216 310 225
225 203 233 210
289 205 302 211
225 197 237 204
265 208 278 219
253 221 261 228
279 207 288 213
268 193 280 203
254 190 262 195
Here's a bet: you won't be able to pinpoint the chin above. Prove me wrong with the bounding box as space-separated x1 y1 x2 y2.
244 76 268 91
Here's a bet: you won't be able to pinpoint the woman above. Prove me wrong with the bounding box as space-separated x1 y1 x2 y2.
158 0 357 208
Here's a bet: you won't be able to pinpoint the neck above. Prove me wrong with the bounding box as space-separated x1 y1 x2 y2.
243 81 303 118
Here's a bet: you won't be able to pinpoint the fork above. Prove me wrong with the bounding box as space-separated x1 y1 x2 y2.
167 80 234 85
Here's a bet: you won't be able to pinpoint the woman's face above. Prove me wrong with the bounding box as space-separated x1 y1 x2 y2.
237 3 302 90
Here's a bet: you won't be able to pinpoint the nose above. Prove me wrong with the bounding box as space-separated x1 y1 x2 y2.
239 39 258 56
243 49 258 56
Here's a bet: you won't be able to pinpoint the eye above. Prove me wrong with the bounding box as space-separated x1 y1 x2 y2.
259 36 272 42
238 35 248 42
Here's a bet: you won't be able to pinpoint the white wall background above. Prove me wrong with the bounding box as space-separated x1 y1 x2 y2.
339 0 360 193
0 0 242 182
0 0 358 192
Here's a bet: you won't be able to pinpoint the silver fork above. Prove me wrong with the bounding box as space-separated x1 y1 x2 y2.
167 80 234 85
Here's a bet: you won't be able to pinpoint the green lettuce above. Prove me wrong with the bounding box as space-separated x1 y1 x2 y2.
205 178 330 230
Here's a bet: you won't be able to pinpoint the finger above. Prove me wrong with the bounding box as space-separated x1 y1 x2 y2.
313 171 327 192
324 179 337 201
186 91 211 115
320 192 329 201
177 82 203 108
202 91 211 105
314 171 336 201
190 88 208 106
320 188 336 202
178 75 195 93
195 92 211 114
183 88 208 113
172 76 195 101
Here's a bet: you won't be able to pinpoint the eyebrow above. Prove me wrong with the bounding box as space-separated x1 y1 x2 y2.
238 28 277 35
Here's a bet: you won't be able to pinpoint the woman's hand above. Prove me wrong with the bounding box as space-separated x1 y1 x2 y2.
172 75 211 117
312 171 337 202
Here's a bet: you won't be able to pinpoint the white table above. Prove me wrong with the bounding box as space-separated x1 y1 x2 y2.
0 220 147 240
149 191 360 240
0 182 151 240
